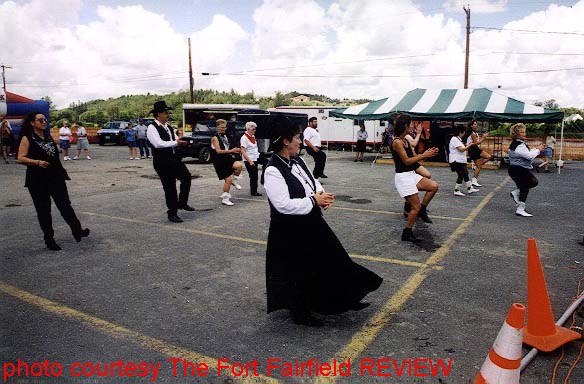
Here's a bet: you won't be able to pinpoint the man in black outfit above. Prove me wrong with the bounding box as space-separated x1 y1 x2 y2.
146 101 193 223
303 117 328 178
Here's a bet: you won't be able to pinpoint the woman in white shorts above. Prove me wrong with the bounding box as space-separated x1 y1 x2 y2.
391 115 439 243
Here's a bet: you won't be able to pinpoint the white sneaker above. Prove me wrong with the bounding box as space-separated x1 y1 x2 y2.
471 177 482 187
135 157 141 160
510 189 520 204
63 156 70 161
72 156 79 160
515 202 533 217
221 192 234 206
468 187 480 194
453 190 465 196
130 157 134 160
232 181 242 190
86 156 91 160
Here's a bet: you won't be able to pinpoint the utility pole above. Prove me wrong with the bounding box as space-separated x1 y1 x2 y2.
1 65 13 92
463 5 470 89
188 38 194 103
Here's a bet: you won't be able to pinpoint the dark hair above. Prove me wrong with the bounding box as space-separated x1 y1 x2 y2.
543 126 551 140
308 117 317 123
19 111 45 140
392 115 411 137
458 125 467 136
271 116 301 152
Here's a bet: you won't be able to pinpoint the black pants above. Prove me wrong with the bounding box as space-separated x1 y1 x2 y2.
451 162 469 183
137 138 150 157
306 147 327 177
509 166 538 202
154 161 191 214
244 161 259 194
27 179 82 240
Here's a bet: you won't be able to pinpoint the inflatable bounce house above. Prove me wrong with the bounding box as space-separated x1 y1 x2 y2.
0 89 50 151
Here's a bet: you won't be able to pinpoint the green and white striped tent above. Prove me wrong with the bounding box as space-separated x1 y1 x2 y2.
330 88 563 122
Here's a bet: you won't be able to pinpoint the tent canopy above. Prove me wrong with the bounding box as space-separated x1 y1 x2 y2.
330 88 563 122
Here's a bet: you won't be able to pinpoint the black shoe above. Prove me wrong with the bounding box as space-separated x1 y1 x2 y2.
350 301 371 311
45 238 62 251
73 228 90 242
359 159 363 162
251 192 263 196
168 213 183 223
292 311 324 327
320 174 328 178
401 228 421 243
178 204 195 211
354 159 359 162
535 165 541 173
418 206 433 223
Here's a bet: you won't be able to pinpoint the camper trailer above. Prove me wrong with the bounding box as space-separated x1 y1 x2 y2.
270 106 386 150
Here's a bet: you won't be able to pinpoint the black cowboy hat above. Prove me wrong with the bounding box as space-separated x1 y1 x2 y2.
149 100 173 115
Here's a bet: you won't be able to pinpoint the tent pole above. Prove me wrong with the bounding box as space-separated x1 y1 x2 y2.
558 113 565 175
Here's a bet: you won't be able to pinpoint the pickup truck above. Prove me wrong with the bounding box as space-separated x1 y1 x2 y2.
177 121 245 163
97 121 130 145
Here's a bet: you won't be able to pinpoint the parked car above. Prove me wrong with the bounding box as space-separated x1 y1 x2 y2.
177 120 245 163
97 121 130 145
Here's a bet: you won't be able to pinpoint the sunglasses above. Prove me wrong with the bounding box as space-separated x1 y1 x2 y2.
35 118 47 123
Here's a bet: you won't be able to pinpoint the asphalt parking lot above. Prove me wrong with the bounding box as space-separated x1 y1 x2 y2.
1 145 583 383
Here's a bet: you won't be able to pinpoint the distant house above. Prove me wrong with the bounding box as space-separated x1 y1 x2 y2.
291 95 311 102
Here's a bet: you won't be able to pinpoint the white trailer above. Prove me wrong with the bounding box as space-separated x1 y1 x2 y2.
270 106 386 149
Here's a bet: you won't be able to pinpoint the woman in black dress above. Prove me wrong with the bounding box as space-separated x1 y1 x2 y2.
263 118 382 326
17 112 90 250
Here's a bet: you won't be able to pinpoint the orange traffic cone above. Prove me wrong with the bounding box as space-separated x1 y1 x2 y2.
523 238 581 352
475 303 525 384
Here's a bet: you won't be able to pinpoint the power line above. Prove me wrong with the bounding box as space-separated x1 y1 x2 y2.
473 26 584 36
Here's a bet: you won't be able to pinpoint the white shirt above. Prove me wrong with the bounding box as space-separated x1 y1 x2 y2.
240 134 259 161
59 127 71 141
449 136 467 163
545 135 556 149
303 127 321 147
264 157 325 215
77 127 87 138
357 130 368 141
147 120 178 148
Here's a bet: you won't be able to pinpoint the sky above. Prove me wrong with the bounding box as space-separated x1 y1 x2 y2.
2 0 584 109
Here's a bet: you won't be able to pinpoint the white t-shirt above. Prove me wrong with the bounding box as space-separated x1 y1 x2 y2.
357 130 368 141
545 135 556 149
240 134 259 161
77 127 87 138
449 136 467 163
59 127 71 141
303 127 321 147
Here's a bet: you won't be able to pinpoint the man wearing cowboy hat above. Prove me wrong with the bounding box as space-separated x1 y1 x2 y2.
146 100 193 223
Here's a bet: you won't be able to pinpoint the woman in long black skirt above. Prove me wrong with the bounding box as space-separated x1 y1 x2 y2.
263 118 382 326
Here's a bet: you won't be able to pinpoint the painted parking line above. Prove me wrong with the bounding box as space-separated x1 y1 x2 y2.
234 197 465 221
0 281 279 384
317 177 511 384
81 212 442 270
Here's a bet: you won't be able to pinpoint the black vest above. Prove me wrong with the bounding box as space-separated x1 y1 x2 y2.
267 155 320 221
150 121 177 163
210 133 230 162
391 139 418 173
25 133 69 187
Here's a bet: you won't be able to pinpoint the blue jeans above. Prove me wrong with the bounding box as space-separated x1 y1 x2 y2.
137 138 150 157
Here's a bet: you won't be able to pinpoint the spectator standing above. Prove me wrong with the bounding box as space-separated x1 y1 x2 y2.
354 123 368 162
449 126 480 196
240 121 262 196
303 117 328 178
211 119 243 206
146 101 194 223
125 123 138 160
508 123 544 217
72 123 91 160
1 120 11 164
537 127 556 173
264 118 382 326
17 112 90 250
59 121 72 160
136 118 150 159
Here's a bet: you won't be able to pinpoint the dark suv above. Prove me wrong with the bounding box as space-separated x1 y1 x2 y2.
177 121 245 163
97 121 130 145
